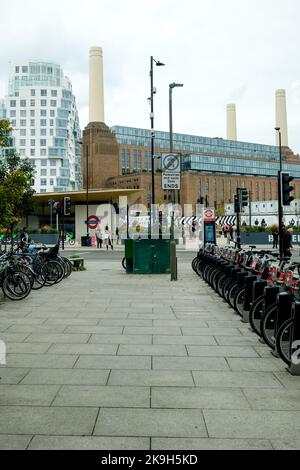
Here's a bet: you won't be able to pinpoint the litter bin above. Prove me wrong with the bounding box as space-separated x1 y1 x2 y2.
81 236 91 247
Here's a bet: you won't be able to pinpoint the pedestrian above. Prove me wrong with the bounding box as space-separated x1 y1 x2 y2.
282 226 293 257
272 227 279 249
116 227 120 245
229 225 234 241
95 225 103 249
104 226 113 251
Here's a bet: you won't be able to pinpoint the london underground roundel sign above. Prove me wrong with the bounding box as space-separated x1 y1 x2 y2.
87 215 100 230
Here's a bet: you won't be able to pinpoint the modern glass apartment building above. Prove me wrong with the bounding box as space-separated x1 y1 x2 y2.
0 61 82 193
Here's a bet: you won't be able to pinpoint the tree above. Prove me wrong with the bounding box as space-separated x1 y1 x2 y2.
0 120 35 230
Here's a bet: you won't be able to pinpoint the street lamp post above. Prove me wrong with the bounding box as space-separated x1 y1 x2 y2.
169 82 183 204
149 56 165 237
275 127 283 257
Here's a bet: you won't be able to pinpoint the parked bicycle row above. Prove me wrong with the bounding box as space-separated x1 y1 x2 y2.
192 243 300 372
0 241 72 301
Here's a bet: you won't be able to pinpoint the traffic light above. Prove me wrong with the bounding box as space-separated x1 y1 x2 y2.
240 189 248 207
63 197 71 216
53 201 61 214
281 173 294 205
234 194 240 213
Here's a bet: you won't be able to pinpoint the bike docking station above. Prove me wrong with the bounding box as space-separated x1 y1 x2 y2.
241 274 257 323
247 279 268 326
271 291 294 355
288 301 300 375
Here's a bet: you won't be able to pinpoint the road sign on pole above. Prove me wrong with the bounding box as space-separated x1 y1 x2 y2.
162 173 181 190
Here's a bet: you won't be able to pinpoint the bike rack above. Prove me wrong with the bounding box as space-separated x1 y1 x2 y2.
264 285 281 312
272 292 294 357
241 274 257 322
288 301 300 376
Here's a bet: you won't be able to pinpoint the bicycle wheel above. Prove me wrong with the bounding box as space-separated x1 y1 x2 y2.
260 304 277 349
195 259 203 278
222 277 232 300
276 318 293 366
44 260 64 286
69 239 75 246
216 273 226 297
249 295 265 336
192 257 198 273
234 287 246 317
228 282 238 308
2 271 32 300
60 257 73 278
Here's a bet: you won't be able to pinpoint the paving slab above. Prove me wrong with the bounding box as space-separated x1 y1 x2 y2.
203 409 300 439
20 368 109 385
0 406 98 436
0 368 30 384
5 354 78 369
153 356 230 371
192 371 284 388
182 328 242 336
226 358 286 372
6 342 52 354
123 327 182 335
151 387 250 410
108 370 194 387
75 355 151 370
0 435 32 450
0 384 59 406
118 345 187 356
271 440 300 450
28 435 150 450
90 334 152 345
152 437 273 450
47 343 117 355
187 346 259 358
153 335 217 345
94 408 208 438
64 326 123 334
243 387 300 411
24 333 90 343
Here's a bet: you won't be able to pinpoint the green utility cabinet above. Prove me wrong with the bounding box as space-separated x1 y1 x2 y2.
124 239 171 274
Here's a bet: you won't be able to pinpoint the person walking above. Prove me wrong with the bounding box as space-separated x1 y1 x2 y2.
115 227 120 245
272 227 279 249
19 227 29 250
282 226 293 257
95 225 103 249
104 226 113 251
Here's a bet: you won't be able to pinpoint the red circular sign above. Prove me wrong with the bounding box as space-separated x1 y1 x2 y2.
87 215 100 230
204 209 213 218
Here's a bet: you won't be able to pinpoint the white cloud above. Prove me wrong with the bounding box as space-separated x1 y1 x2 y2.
1 0 300 152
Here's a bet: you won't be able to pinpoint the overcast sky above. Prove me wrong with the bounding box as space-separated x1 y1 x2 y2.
1 0 300 152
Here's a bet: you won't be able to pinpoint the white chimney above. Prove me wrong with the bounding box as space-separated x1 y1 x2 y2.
226 104 237 141
89 46 105 123
275 89 288 146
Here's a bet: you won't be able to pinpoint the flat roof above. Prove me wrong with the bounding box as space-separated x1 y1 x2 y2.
33 188 143 204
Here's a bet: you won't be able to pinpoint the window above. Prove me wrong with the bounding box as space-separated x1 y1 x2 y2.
40 129 47 136
11 120 16 127
50 119 54 126
40 109 47 117
30 110 35 117
50 129 54 136
10 110 16 117
50 179 54 186
22 66 28 73
20 110 26 117
20 120 26 126
31 129 35 136
40 119 47 126
40 169 47 176
20 129 26 136
30 99 35 107
41 159 47 166
40 100 47 107
205 178 210 206
30 149 35 156
19 149 26 156
51 90 57 97
50 160 56 167
30 119 35 127
31 89 36 96
30 140 35 146
10 100 16 107
50 169 56 176
20 100 26 107
50 110 55 117
20 139 26 146
40 179 47 186
41 90 47 96
40 149 47 156
15 66 19 73
40 139 47 147
50 100 57 107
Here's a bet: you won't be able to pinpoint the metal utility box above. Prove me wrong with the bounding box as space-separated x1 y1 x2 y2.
124 239 171 274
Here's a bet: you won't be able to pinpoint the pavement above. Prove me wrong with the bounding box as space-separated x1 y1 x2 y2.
0 253 300 450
